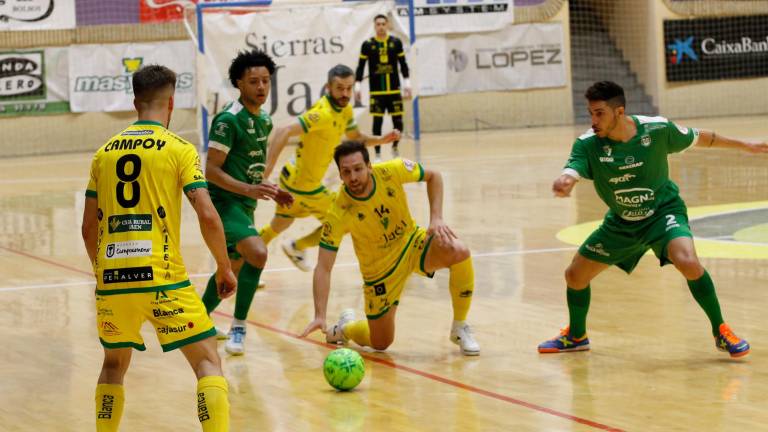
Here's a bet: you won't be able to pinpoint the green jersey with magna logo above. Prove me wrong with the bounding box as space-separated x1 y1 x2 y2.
564 115 699 221
207 100 273 208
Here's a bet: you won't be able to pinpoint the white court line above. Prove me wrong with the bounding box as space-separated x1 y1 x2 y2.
0 246 577 294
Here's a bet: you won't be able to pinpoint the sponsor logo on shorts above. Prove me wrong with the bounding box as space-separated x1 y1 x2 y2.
620 209 655 221
609 173 636 184
102 266 153 284
101 321 122 336
373 283 387 296
403 158 416 171
585 243 610 257
105 240 152 259
108 214 152 233
153 308 184 318
158 324 188 335
97 395 115 419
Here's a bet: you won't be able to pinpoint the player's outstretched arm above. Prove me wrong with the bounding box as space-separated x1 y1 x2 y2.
81 197 99 266
696 130 768 153
424 168 457 245
345 127 401 147
206 148 279 202
552 173 578 198
265 122 303 179
301 247 338 337
185 187 237 299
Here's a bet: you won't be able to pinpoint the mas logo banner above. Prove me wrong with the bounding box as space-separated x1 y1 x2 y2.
0 0 76 31
665 15 768 82
69 41 196 112
0 47 70 116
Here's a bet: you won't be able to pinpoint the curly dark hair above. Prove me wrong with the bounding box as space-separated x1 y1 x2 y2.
228 49 277 88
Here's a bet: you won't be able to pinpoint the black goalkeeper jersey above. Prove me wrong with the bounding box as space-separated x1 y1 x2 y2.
356 35 410 96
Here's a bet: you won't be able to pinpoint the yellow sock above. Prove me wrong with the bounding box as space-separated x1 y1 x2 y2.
343 320 371 347
449 257 474 321
295 226 322 250
260 224 278 245
95 384 124 432
197 376 230 432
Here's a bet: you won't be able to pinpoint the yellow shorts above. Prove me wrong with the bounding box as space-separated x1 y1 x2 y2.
276 180 336 220
363 228 435 319
96 286 215 352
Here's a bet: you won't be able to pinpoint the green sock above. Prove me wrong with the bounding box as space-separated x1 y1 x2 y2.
202 274 222 314
233 262 263 321
687 270 724 336
567 286 590 339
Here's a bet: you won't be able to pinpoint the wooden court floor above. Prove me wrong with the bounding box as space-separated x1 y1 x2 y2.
1 116 767 431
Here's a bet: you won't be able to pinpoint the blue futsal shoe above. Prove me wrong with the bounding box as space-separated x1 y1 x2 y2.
715 323 750 358
538 327 590 353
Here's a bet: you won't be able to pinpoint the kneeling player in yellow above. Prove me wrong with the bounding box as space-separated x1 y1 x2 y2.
82 65 237 431
300 141 480 355
260 64 400 272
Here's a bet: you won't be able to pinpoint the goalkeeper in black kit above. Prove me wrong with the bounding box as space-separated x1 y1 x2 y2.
355 13 411 162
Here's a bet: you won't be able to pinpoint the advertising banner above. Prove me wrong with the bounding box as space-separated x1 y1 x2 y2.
665 15 768 82
69 41 196 112
0 0 76 31
0 47 69 117
394 0 513 36
413 22 565 96
201 1 404 126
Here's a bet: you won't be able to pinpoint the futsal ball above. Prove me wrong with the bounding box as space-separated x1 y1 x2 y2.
323 348 365 391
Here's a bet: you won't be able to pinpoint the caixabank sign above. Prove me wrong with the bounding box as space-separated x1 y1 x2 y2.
665 15 768 82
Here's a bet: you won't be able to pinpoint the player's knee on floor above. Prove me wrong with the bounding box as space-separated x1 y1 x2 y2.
369 331 394 351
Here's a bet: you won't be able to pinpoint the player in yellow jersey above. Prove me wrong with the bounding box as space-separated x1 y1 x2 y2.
260 64 401 272
300 141 480 356
81 65 236 432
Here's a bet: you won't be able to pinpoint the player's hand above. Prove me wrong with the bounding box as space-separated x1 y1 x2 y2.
744 141 768 154
247 183 279 201
403 87 412 100
274 188 294 207
301 317 327 338
552 174 578 198
216 268 237 299
382 129 401 144
427 218 457 247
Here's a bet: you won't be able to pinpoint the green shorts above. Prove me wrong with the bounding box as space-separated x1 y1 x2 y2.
578 200 692 274
212 197 258 259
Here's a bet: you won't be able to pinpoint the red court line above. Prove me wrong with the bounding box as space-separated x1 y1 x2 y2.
2 245 623 432
0 246 92 276
212 311 625 432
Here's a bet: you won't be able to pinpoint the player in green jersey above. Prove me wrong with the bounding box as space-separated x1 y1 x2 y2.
539 81 768 358
201 49 293 355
